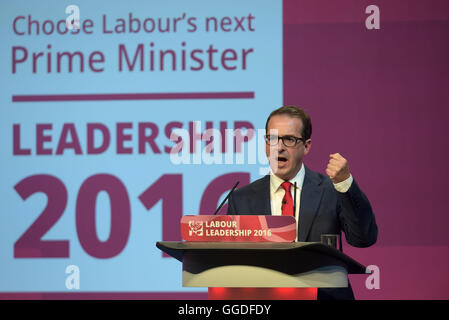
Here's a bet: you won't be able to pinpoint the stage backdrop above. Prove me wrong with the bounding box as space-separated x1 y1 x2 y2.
283 0 449 299
1 0 449 299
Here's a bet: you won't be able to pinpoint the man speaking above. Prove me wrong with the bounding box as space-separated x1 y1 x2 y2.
227 105 378 300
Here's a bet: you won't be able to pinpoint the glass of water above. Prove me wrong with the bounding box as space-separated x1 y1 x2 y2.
320 234 341 250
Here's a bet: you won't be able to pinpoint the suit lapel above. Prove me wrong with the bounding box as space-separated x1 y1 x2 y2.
250 175 271 215
298 166 324 241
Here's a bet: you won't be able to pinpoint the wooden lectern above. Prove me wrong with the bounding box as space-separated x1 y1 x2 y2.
156 241 367 300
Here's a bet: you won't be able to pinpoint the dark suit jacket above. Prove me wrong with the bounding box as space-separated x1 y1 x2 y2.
227 166 378 299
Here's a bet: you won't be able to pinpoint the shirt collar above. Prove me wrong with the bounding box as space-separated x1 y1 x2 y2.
270 163 306 193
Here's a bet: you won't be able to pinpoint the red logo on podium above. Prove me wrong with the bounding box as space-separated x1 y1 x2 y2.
181 215 296 242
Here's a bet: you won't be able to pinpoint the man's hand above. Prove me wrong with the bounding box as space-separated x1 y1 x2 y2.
326 153 351 184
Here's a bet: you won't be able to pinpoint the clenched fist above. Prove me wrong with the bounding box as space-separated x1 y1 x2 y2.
326 153 351 184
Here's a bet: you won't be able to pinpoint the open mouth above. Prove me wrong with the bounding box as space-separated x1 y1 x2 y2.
277 156 288 163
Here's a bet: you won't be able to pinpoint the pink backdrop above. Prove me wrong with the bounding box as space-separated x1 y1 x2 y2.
283 0 449 299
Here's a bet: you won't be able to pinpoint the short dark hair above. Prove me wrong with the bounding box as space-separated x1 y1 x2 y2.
265 105 312 140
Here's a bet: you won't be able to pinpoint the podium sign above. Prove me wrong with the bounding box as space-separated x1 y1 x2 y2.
181 215 296 242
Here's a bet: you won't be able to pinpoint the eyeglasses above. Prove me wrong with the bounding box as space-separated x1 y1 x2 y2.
264 135 306 147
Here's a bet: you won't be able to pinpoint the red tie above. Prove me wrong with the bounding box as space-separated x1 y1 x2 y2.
281 181 294 216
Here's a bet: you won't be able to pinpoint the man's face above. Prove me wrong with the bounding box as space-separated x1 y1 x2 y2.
265 114 311 181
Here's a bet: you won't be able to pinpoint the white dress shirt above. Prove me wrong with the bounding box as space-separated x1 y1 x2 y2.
270 164 353 241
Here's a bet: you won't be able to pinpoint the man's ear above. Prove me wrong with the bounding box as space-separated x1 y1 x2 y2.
304 139 312 155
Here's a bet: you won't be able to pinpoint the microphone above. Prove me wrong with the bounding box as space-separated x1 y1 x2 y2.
213 181 240 215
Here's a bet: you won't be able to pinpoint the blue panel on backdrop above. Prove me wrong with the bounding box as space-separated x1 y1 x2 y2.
0 0 282 292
